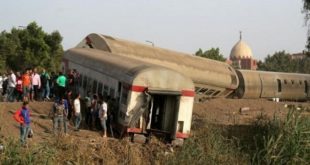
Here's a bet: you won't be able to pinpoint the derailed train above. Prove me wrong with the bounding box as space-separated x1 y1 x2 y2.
76 33 310 101
63 33 310 143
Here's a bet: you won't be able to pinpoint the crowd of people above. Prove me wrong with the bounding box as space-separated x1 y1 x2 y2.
3 68 116 145
0 68 81 102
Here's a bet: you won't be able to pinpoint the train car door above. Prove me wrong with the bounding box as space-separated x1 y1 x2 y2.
148 91 180 140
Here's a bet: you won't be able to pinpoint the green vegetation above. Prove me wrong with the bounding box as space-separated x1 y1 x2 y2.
250 108 310 164
195 48 226 62
303 0 310 51
165 125 247 164
0 137 55 164
0 22 63 73
257 51 310 73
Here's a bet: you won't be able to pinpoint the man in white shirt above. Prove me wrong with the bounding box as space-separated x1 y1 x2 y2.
73 93 81 131
7 70 16 102
0 74 3 94
31 68 41 101
99 100 108 137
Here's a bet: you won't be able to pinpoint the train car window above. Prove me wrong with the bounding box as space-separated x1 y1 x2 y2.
92 80 98 94
87 77 93 92
98 82 103 95
284 80 287 84
305 81 308 93
82 76 87 90
231 75 237 85
118 82 121 92
277 79 282 92
121 85 129 105
198 88 208 94
78 74 82 87
104 85 109 96
299 80 302 85
110 88 115 98
212 90 221 96
205 89 215 96
291 80 294 84
117 82 122 98
78 74 83 87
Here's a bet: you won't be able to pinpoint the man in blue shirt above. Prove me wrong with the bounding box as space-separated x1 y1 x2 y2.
18 101 31 145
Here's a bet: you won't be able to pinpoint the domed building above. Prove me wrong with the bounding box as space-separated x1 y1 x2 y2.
228 32 257 70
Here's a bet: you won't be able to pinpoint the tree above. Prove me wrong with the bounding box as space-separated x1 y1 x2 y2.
303 0 310 51
0 22 63 72
257 51 310 73
195 48 226 62
258 51 294 72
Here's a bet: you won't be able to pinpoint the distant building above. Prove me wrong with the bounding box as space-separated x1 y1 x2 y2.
227 32 257 70
290 51 307 60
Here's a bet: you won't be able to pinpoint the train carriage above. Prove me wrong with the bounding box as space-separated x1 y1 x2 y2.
63 48 195 142
72 33 310 101
75 33 239 101
234 70 310 100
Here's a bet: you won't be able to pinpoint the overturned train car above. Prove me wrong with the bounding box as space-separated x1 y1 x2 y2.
75 33 310 101
76 33 239 101
63 48 195 142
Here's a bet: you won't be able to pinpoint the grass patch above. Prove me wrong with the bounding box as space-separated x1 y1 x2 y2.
164 121 248 165
0 137 55 165
249 107 310 164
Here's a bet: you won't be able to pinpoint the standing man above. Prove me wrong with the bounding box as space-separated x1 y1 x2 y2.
0 73 3 97
41 69 50 100
14 101 31 145
22 69 31 102
31 68 41 101
73 93 81 131
7 70 16 102
98 99 108 138
84 91 92 129
15 72 23 102
56 71 66 100
52 97 69 135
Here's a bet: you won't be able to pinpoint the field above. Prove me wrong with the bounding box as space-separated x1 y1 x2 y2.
0 98 309 164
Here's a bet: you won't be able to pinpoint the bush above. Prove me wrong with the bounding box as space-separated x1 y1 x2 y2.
251 108 310 164
165 122 247 164
0 137 55 164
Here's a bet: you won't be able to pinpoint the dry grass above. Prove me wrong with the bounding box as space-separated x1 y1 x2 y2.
0 101 309 164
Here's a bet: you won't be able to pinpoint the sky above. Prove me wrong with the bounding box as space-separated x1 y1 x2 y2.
0 0 307 60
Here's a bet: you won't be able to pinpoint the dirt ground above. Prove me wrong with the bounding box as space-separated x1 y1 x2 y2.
1 98 309 143
193 98 310 126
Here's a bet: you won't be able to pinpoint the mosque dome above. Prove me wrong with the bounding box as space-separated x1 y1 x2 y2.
230 33 253 60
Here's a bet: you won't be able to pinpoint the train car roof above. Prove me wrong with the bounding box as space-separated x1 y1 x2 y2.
77 33 231 71
75 33 239 89
64 48 194 91
238 69 310 77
